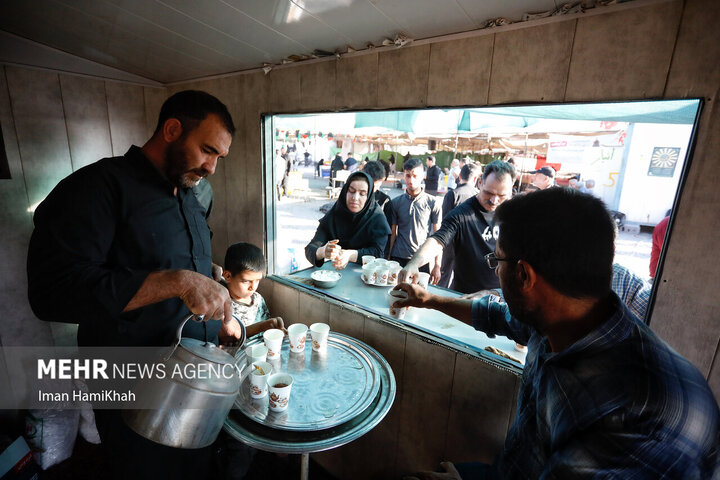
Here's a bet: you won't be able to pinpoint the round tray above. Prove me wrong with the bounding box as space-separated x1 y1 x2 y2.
225 339 396 454
235 332 381 431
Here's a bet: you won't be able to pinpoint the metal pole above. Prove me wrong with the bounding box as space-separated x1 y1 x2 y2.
300 452 310 480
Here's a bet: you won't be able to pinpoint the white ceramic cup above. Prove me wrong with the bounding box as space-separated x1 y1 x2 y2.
263 329 284 359
416 272 430 289
249 361 273 398
245 344 268 366
362 264 378 284
287 323 308 353
388 289 409 319
267 373 294 412
310 323 330 352
375 267 389 285
361 255 375 266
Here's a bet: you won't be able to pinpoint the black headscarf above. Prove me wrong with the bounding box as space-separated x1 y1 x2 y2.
319 171 391 248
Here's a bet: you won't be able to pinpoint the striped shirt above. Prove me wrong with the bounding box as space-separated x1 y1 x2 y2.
472 293 720 479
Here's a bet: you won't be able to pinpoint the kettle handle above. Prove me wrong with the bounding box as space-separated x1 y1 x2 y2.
163 313 247 361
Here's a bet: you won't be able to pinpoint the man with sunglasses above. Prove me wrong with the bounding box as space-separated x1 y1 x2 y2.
398 187 719 479
398 160 515 293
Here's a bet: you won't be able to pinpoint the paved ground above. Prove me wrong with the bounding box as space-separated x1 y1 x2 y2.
276 165 653 280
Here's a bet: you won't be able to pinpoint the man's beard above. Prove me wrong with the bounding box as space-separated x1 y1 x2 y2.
165 141 206 188
502 266 543 330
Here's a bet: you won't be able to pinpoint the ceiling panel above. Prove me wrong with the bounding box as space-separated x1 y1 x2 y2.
369 0 477 38
457 0 558 24
0 0 593 84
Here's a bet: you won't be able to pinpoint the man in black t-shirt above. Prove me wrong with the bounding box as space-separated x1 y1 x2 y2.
424 155 442 196
399 160 516 294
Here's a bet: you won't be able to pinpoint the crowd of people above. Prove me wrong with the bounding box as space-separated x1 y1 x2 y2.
26 89 719 479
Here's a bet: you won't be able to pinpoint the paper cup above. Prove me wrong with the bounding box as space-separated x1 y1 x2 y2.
361 255 375 266
375 267 389 285
245 344 268 366
362 264 378 284
388 289 408 319
249 361 273 399
263 329 284 359
417 272 430 289
287 323 308 353
310 323 330 352
387 261 401 285
268 373 294 412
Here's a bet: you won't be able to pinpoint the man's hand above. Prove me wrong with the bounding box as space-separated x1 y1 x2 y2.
218 317 244 345
392 283 435 309
398 261 421 284
403 462 462 480
178 271 233 323
211 263 224 282
430 264 442 285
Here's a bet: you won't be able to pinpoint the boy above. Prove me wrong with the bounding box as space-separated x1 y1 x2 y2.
221 242 284 345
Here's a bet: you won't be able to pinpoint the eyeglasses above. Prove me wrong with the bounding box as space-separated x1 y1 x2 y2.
484 252 515 269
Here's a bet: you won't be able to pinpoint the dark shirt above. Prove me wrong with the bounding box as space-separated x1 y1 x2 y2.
375 190 393 257
27 146 219 346
472 293 720 478
345 157 358 170
441 182 478 220
425 165 442 192
431 196 498 293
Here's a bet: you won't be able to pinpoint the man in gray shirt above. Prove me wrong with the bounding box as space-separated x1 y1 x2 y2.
388 158 442 274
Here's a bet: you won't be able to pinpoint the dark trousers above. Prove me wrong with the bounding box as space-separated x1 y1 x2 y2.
95 410 255 480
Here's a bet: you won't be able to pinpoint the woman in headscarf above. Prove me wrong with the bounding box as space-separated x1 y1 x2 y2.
305 171 391 270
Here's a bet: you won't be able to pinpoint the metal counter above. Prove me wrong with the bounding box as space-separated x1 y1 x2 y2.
286 263 526 371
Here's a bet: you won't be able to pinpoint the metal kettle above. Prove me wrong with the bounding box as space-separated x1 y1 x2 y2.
123 314 245 449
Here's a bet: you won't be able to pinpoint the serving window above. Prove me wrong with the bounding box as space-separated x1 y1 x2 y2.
261 100 701 360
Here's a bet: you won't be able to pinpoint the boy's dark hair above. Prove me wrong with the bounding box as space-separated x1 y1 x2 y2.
364 161 387 182
155 90 235 136
495 187 615 298
482 159 516 182
224 242 266 275
403 157 423 172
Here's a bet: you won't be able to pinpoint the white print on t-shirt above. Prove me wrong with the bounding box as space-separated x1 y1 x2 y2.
482 225 500 242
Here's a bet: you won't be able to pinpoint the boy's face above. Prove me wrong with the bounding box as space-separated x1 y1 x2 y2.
223 269 264 300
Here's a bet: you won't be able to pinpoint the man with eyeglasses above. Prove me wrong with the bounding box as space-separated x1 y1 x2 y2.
398 160 515 293
398 187 719 480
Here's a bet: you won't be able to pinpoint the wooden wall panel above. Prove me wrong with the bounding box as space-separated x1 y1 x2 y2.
298 292 329 326
445 354 520 463
142 86 168 140
650 88 720 380
335 53 378 110
396 335 456 475
5 67 72 207
665 0 720 98
105 82 146 156
328 303 365 340
427 36 493 107
268 67 301 113
299 61 336 112
273 281 300 325
489 21 575 105
565 1 682 101
58 75 112 170
377 45 431 108
0 68 54 347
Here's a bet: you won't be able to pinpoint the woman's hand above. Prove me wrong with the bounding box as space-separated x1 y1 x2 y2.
318 239 341 261
332 249 354 270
